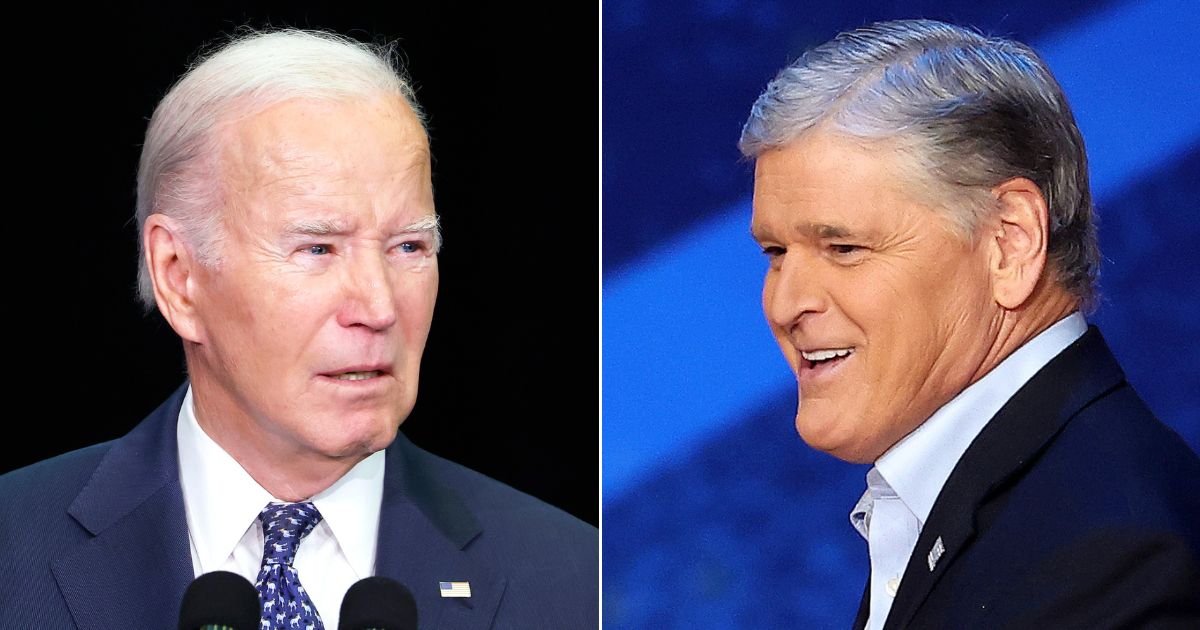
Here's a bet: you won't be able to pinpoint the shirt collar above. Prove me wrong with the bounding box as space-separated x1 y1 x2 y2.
310 444 384 579
177 384 385 578
871 312 1087 526
850 467 898 540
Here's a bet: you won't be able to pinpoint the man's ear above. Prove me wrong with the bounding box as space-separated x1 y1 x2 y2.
988 177 1050 310
144 214 205 343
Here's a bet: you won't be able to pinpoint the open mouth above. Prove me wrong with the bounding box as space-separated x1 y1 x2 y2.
318 367 391 384
330 370 385 381
799 348 854 377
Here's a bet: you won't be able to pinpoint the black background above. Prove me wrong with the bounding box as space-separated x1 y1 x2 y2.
5 2 598 526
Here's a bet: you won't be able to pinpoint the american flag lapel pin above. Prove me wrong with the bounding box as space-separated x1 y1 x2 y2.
927 536 945 571
440 581 472 598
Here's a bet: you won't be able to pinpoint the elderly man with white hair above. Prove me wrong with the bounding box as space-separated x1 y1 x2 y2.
743 19 1200 629
0 29 596 629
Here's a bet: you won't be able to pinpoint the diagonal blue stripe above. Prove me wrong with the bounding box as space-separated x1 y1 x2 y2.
1036 0 1200 198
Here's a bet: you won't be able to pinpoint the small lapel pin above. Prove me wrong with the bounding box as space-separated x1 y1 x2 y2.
439 581 471 598
927 536 945 571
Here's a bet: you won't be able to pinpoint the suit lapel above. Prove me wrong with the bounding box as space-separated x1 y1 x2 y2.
883 328 1125 629
853 574 870 630
50 385 507 629
375 434 505 630
52 385 194 630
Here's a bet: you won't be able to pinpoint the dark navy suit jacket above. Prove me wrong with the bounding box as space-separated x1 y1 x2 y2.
0 384 598 629
853 327 1200 629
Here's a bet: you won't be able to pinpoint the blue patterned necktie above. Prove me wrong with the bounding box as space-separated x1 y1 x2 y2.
255 502 325 630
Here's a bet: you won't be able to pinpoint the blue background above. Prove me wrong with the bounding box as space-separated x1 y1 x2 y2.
603 0 1200 627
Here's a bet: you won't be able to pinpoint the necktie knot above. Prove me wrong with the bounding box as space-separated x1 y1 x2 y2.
259 501 323 567
256 501 325 629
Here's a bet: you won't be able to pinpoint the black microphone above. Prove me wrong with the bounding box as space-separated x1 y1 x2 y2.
339 577 419 630
178 570 261 630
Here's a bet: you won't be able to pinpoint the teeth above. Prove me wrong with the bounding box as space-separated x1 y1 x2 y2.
334 371 383 381
801 348 853 361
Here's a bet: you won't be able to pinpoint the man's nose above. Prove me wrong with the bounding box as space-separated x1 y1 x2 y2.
763 251 827 328
337 250 398 331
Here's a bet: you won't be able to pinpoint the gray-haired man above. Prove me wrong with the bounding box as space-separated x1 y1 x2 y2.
743 19 1199 629
0 29 597 629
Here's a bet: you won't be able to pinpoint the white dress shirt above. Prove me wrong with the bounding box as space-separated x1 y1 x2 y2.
177 386 385 630
850 312 1087 630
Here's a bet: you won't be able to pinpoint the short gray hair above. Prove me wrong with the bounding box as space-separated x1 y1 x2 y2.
135 28 425 310
740 19 1098 305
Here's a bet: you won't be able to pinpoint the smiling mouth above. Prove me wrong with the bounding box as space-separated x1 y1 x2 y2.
798 347 854 377
801 348 853 363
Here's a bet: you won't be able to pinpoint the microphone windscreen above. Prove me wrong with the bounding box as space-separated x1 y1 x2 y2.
339 576 418 630
178 570 261 630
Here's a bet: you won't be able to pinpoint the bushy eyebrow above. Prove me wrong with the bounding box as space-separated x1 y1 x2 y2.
399 214 440 234
801 221 855 239
282 214 443 251
283 218 352 238
399 215 443 251
751 221 858 243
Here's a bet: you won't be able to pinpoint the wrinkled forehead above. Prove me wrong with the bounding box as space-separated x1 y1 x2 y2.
750 131 955 239
752 133 907 209
215 94 432 208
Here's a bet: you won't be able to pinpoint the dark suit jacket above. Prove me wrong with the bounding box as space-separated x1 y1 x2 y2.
0 384 597 629
852 327 1200 630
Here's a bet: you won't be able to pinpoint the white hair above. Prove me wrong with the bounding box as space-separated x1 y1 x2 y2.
135 28 426 309
740 19 1098 305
